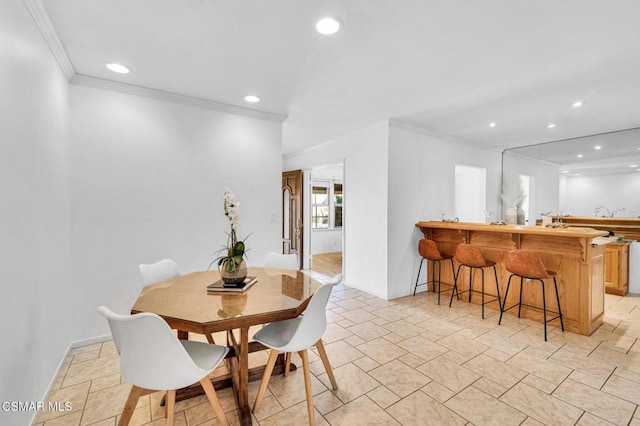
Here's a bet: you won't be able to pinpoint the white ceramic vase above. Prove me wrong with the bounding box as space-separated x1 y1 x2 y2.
505 207 518 225
516 206 525 225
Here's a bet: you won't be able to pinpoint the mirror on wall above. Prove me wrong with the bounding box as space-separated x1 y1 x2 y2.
502 127 640 221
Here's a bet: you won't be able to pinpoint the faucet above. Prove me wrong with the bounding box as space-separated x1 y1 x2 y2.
610 207 625 217
594 205 625 217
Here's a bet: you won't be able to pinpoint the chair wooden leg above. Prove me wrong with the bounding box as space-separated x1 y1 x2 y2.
205 333 216 344
200 377 229 426
284 352 292 377
253 349 279 412
315 339 338 390
165 389 175 426
118 385 145 426
298 349 315 426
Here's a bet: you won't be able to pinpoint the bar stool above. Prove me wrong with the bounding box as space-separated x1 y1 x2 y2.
499 250 564 341
413 239 456 304
449 244 501 319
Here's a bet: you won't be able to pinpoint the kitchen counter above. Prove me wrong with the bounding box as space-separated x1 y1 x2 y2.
415 221 608 335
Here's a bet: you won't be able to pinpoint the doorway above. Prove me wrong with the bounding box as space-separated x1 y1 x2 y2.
308 163 344 278
454 165 487 222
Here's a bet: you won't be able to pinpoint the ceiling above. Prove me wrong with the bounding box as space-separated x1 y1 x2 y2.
506 127 640 176
38 0 640 157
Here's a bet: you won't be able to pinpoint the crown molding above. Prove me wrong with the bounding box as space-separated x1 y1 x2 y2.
503 149 559 166
389 119 503 153
25 0 287 123
24 0 75 81
283 120 389 161
71 74 287 123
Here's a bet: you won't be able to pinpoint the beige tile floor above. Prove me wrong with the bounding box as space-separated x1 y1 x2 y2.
35 277 640 426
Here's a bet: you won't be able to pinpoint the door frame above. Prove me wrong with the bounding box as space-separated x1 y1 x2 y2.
305 161 345 275
282 169 304 270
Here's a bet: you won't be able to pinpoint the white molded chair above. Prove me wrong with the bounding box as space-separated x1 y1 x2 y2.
252 273 342 425
264 252 298 270
138 259 215 342
138 259 181 286
98 306 229 426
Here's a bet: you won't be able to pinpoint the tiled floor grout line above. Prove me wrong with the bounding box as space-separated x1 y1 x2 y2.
35 289 640 426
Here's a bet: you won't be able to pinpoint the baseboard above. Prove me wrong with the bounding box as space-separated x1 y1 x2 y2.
69 334 112 349
345 282 388 300
32 334 113 425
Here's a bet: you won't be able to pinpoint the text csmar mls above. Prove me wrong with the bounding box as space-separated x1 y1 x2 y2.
1 401 72 412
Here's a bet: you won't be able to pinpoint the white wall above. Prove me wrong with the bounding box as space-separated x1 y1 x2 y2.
286 121 503 300
284 122 389 299
502 151 560 222
560 172 640 217
387 122 502 299
0 1 72 423
311 229 343 254
0 7 282 417
69 84 283 338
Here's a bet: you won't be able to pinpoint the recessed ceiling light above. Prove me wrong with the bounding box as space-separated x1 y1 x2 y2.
576 154 583 158
547 124 556 129
105 63 131 74
630 164 639 168
572 101 583 108
316 17 342 35
594 145 602 150
561 170 570 173
573 173 581 176
489 122 497 128
243 95 260 103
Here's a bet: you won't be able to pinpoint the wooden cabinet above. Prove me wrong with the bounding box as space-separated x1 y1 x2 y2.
542 217 637 297
415 221 607 336
605 242 630 296
545 217 640 241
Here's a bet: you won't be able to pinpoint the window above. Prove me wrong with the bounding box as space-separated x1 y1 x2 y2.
311 181 343 229
334 183 343 228
312 186 329 229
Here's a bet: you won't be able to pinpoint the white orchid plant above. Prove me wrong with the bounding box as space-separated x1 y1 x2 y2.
501 173 526 209
209 187 250 273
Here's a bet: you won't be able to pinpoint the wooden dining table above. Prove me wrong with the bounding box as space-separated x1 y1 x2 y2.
131 267 323 426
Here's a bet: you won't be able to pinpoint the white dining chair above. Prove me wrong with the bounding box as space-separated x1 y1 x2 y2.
138 258 181 286
138 258 216 343
97 306 229 426
252 273 342 425
263 251 300 374
263 252 298 270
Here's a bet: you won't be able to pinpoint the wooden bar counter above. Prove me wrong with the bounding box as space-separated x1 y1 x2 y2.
545 216 640 241
543 217 639 296
415 221 608 336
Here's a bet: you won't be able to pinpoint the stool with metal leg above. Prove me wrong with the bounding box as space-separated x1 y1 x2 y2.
499 250 564 341
449 244 501 319
413 239 457 305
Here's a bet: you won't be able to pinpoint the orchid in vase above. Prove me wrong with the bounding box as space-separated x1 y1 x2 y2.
210 188 250 283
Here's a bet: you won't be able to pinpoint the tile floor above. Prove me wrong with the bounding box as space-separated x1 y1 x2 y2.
35 277 640 426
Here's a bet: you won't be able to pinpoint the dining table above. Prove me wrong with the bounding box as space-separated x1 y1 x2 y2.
130 267 323 426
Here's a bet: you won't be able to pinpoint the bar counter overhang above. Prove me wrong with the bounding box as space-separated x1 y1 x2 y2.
415 221 608 336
